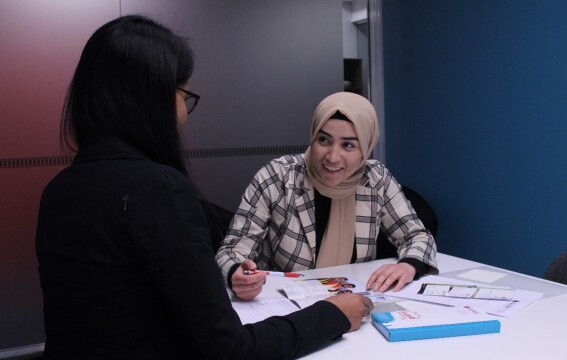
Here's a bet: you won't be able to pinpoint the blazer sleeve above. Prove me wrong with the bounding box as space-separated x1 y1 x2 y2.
378 168 439 274
131 169 349 360
215 163 278 283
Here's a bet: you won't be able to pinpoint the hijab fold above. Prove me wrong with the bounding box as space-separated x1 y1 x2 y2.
304 92 379 268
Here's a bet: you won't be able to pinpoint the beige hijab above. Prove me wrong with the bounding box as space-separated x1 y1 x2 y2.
304 92 379 268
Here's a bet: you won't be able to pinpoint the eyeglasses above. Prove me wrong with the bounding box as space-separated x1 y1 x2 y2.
177 87 200 114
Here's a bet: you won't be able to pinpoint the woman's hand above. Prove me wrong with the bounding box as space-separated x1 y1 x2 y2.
366 262 416 293
325 293 374 332
230 259 268 301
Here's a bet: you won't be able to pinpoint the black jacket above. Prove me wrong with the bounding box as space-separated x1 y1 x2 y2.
36 136 349 360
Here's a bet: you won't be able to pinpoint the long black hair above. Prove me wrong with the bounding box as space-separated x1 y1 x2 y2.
61 15 193 175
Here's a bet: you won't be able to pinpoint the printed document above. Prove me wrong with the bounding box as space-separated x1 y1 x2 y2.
384 275 544 317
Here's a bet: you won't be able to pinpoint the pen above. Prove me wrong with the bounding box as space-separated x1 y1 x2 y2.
243 270 304 278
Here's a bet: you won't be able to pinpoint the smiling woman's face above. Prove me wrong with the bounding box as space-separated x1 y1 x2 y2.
310 119 363 187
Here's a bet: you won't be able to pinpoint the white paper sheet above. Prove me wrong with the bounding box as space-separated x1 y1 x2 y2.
457 268 508 283
384 275 544 317
232 297 300 324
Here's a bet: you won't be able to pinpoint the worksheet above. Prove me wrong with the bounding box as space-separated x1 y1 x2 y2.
384 275 544 317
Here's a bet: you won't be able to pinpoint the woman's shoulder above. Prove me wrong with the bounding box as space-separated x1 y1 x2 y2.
364 159 387 174
258 154 306 175
362 159 392 187
143 162 193 189
248 154 307 192
110 157 194 200
271 153 305 166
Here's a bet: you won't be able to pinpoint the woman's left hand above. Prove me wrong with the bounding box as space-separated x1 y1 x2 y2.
366 262 416 293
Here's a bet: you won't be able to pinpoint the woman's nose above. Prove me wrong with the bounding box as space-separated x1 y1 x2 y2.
326 146 341 162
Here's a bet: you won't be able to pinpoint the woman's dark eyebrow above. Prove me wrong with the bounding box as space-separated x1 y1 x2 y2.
318 129 359 142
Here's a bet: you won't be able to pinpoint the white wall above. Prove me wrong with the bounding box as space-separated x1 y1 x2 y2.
342 0 367 58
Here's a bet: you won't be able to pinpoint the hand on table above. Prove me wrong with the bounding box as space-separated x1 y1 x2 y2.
325 293 374 332
231 259 268 301
366 262 416 293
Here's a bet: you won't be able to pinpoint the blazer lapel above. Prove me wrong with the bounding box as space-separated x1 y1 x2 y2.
354 182 379 260
295 178 317 253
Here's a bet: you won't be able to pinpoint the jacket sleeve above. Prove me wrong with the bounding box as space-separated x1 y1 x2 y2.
215 163 280 283
378 168 439 274
131 169 349 359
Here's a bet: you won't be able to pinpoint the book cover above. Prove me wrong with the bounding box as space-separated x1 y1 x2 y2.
371 307 501 342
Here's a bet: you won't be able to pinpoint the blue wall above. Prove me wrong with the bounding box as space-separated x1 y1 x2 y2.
382 0 567 277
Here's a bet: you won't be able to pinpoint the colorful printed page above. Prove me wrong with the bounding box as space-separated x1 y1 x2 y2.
283 276 396 309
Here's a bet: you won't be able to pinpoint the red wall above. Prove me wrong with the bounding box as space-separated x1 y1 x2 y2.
0 0 118 350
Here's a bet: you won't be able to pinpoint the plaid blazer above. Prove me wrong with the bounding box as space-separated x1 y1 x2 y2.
215 154 438 281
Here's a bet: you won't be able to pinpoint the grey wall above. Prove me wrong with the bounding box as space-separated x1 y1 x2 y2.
0 0 345 354
123 0 344 210
129 0 344 209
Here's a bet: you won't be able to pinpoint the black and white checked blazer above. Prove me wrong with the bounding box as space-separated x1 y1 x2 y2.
215 154 438 282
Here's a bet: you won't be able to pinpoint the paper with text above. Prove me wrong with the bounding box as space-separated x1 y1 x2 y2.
419 283 516 300
385 275 544 317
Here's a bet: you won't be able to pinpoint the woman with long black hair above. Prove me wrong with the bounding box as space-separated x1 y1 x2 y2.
36 15 372 359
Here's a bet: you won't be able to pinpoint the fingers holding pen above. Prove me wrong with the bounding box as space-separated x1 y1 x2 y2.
231 260 267 301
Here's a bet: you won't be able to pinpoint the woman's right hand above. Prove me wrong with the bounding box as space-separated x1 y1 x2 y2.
231 259 268 301
324 293 374 332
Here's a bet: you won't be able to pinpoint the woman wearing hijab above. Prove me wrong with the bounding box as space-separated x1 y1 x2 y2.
216 92 438 301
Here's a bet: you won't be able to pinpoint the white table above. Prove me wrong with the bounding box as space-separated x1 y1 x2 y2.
248 253 567 360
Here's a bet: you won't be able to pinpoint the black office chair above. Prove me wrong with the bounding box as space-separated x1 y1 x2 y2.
543 251 567 285
376 185 439 259
200 199 234 254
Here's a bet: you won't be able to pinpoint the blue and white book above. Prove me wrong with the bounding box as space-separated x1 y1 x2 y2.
371 307 501 342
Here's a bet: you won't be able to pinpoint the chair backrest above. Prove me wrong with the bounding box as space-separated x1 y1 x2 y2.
544 251 567 285
200 199 234 254
376 185 439 259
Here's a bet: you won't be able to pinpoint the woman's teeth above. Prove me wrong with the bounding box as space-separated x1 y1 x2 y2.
324 164 341 172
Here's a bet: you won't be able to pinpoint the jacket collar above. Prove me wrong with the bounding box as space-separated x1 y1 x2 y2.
73 136 149 164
